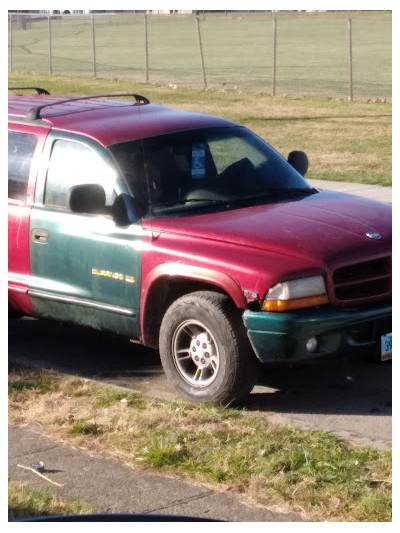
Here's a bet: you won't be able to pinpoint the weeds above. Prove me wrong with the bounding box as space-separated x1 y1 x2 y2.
8 364 58 394
96 389 147 409
8 482 99 520
68 421 103 436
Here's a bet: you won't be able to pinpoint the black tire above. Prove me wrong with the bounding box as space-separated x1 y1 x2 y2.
159 291 259 406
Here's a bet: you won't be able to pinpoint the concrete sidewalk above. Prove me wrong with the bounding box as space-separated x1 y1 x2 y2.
8 424 304 522
307 179 392 204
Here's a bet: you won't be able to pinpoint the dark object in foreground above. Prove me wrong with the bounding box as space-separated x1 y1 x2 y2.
19 513 220 522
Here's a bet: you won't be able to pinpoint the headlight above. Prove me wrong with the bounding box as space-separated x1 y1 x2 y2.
262 275 329 312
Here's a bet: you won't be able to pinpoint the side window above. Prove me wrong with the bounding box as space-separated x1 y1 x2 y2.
208 136 265 174
44 139 117 209
8 131 37 201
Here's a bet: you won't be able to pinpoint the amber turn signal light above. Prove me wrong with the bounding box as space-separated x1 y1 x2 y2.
262 294 329 312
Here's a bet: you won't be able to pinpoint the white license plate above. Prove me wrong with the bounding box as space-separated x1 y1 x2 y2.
381 333 392 361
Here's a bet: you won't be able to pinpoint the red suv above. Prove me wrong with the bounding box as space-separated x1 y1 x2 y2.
8 88 392 404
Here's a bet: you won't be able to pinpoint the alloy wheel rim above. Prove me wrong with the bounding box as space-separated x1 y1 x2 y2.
172 320 220 387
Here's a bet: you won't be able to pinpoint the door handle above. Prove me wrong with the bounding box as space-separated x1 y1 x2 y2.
31 228 50 244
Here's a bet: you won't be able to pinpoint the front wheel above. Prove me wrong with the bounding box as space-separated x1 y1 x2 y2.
159 291 258 405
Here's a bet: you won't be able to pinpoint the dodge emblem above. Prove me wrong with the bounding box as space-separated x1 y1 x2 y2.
366 232 382 240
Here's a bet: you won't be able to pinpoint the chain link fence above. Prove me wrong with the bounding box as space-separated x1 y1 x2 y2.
8 11 392 101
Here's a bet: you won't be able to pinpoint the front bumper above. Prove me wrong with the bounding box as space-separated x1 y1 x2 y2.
243 303 392 363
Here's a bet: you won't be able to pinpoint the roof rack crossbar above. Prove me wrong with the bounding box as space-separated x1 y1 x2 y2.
9 87 50 95
26 93 150 120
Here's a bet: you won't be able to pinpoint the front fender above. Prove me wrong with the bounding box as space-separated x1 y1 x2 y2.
140 262 246 344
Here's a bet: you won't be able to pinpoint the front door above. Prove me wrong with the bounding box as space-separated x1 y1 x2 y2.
29 132 144 339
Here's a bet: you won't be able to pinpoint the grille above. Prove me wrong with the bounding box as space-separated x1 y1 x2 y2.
333 256 391 304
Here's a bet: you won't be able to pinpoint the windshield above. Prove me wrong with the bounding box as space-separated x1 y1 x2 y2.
109 126 313 216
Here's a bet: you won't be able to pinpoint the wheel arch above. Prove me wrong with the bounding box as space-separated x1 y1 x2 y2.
140 263 246 349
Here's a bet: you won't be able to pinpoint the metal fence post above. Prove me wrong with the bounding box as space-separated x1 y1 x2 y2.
9 14 13 72
348 17 353 101
144 14 149 83
92 15 97 78
272 17 277 96
48 15 53 75
196 15 207 89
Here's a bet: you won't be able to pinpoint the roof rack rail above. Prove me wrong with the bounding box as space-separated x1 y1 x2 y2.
26 93 150 120
9 87 50 95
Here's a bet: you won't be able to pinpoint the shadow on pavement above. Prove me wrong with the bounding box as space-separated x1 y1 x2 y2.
9 317 392 418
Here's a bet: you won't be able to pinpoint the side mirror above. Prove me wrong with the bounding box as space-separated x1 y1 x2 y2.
68 184 106 214
288 150 309 176
111 193 143 226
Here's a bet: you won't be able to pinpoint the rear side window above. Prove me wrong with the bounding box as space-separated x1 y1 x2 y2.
8 131 37 201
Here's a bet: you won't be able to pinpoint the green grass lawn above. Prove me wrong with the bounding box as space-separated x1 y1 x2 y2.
8 11 391 99
8 72 392 186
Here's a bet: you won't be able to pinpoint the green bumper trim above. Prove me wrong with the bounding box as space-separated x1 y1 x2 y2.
243 303 392 362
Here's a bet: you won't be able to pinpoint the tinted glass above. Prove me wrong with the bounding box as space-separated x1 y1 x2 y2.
110 126 312 216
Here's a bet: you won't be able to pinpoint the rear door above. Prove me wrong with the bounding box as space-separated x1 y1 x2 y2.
8 125 47 315
29 131 144 339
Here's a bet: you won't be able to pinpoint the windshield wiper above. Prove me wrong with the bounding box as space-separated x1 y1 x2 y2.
230 187 318 205
185 198 229 204
153 198 228 208
152 188 317 213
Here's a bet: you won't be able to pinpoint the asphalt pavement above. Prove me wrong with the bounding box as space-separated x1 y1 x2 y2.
8 425 304 522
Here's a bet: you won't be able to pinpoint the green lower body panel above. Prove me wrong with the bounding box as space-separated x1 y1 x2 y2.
243 303 392 362
31 296 140 340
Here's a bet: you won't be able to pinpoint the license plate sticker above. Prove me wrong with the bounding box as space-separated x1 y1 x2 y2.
381 333 392 361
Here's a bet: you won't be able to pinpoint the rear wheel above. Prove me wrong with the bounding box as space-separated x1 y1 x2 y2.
159 291 258 405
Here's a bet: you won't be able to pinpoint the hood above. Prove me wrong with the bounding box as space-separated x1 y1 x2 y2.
147 191 392 268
